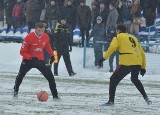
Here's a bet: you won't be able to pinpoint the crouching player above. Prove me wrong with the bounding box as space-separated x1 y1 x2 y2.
13 22 59 99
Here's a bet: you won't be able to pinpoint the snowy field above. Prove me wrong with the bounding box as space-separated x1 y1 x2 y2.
0 43 160 115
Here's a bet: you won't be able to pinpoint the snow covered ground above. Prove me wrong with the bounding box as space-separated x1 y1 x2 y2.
0 43 160 115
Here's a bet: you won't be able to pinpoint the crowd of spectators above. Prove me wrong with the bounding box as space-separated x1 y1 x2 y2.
0 0 160 45
1 0 160 71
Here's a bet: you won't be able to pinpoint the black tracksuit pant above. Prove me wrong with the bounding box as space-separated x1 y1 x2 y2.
54 52 73 76
14 59 58 98
109 65 147 102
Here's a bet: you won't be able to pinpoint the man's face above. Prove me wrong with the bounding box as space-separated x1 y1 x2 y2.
134 0 139 4
91 4 96 9
100 3 105 9
109 4 113 10
127 1 132 6
80 2 85 6
61 20 66 25
51 1 55 5
35 27 45 37
96 20 101 24
116 29 120 34
67 1 72 6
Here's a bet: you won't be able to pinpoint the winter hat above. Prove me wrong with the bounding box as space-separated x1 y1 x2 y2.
96 16 102 21
61 17 67 21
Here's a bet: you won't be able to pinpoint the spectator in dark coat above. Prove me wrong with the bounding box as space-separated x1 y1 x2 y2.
98 1 109 25
54 17 76 76
12 0 26 30
122 0 132 33
142 0 157 27
106 1 119 72
61 0 76 45
4 0 16 32
76 0 91 47
106 1 118 31
35 0 45 22
45 0 60 32
91 1 99 26
25 0 39 32
116 0 123 24
90 16 106 67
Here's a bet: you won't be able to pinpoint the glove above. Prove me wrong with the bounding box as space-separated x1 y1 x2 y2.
140 68 146 77
30 57 38 61
99 58 105 67
49 56 54 64
69 46 72 52
22 59 28 64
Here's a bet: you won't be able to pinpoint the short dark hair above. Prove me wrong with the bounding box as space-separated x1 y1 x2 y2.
80 0 85 3
117 24 127 33
35 22 45 29
109 1 116 7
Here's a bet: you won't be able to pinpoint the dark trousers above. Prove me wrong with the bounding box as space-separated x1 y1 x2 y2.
93 43 103 66
14 60 58 98
27 21 35 32
109 51 119 72
13 18 24 31
109 65 147 102
68 25 75 45
54 52 73 75
80 26 90 47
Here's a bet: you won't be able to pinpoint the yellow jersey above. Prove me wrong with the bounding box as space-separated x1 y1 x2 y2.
103 33 146 69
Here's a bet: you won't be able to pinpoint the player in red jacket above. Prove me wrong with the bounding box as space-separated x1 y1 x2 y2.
13 22 59 99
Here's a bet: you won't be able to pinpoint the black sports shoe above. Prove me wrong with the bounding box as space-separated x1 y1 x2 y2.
102 101 114 106
13 91 18 97
145 97 152 105
53 96 61 100
109 69 113 72
54 74 59 76
69 72 76 76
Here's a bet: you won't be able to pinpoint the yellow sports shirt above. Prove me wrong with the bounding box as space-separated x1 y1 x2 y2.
103 33 146 69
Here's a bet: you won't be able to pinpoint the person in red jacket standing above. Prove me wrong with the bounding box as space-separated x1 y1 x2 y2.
13 22 59 99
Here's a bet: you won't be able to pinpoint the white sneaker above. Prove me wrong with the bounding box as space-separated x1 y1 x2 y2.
0 30 7 39
145 97 152 105
22 26 29 33
14 30 22 39
6 28 14 38
21 32 28 39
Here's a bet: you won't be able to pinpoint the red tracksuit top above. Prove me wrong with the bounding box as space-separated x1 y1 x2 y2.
20 32 54 60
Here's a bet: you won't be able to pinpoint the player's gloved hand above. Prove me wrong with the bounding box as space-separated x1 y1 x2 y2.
49 56 54 64
69 46 72 52
30 57 38 61
140 68 146 77
22 59 28 64
99 58 105 67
